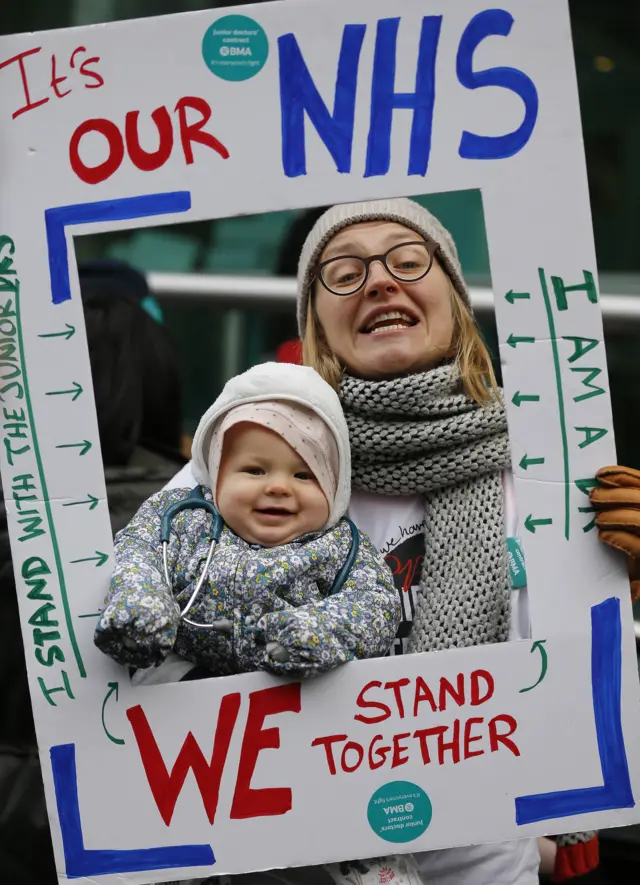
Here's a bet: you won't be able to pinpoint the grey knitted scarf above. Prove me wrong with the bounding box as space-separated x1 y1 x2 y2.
340 364 512 653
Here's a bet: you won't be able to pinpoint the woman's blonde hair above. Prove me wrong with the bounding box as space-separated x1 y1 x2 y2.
302 278 500 406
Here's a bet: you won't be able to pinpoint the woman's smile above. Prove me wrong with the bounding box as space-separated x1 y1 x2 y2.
359 308 420 335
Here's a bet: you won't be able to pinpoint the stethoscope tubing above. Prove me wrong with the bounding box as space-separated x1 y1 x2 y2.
160 487 360 630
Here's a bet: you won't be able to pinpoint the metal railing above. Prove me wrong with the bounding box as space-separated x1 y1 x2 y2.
148 272 640 330
148 270 640 642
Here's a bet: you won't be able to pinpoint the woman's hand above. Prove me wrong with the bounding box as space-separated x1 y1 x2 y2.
590 466 640 601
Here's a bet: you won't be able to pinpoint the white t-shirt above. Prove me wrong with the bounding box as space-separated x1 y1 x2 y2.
347 470 531 653
163 464 539 885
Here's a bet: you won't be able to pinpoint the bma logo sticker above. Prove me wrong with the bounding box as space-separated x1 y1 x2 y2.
202 14 269 82
368 781 432 843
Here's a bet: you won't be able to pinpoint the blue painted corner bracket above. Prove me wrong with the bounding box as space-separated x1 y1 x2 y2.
50 742 214 877
516 597 635 824
45 191 191 306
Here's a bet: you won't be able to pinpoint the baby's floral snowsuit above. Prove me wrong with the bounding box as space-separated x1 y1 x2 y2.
95 485 400 675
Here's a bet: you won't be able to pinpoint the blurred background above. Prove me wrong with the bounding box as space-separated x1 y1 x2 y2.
2 2 640 879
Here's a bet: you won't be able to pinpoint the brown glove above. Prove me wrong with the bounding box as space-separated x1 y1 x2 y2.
590 466 640 601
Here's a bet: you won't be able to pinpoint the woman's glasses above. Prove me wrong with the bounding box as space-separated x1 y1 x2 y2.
313 240 439 297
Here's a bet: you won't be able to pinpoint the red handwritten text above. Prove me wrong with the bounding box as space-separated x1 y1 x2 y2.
0 46 103 120
69 96 230 185
312 715 520 775
127 683 300 826
311 669 520 776
355 670 495 724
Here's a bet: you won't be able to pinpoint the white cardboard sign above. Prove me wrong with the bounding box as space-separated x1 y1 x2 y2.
0 0 639 882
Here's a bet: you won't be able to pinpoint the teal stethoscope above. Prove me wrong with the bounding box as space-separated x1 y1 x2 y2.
160 486 360 630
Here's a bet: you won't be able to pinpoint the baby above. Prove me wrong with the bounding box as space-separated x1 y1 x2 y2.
95 362 420 885
94 362 400 677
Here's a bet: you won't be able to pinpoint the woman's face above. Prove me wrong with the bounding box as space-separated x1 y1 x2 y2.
314 220 454 379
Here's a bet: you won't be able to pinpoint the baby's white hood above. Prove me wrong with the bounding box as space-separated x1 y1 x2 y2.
191 362 351 528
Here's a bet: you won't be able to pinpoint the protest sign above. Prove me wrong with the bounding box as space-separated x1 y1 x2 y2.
0 0 638 881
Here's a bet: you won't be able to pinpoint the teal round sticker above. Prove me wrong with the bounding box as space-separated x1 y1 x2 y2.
202 15 269 81
368 781 432 843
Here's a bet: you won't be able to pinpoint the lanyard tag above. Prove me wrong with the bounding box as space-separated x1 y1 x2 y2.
507 537 527 590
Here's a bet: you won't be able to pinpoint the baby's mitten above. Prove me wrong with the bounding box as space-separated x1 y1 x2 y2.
95 590 179 668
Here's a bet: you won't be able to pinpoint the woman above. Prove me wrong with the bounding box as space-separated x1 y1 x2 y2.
295 197 603 885
168 197 636 885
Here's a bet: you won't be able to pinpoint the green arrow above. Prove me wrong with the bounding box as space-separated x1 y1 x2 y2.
519 640 548 693
512 391 540 407
507 334 535 348
101 682 125 746
38 323 75 341
63 494 99 511
519 454 545 471
55 440 92 456
46 381 83 402
505 290 531 304
575 477 598 496
71 550 108 567
524 514 553 534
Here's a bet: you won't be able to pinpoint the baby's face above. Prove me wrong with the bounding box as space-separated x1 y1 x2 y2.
216 423 330 546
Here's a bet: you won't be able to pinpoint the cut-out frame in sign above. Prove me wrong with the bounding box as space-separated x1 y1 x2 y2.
0 0 639 882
